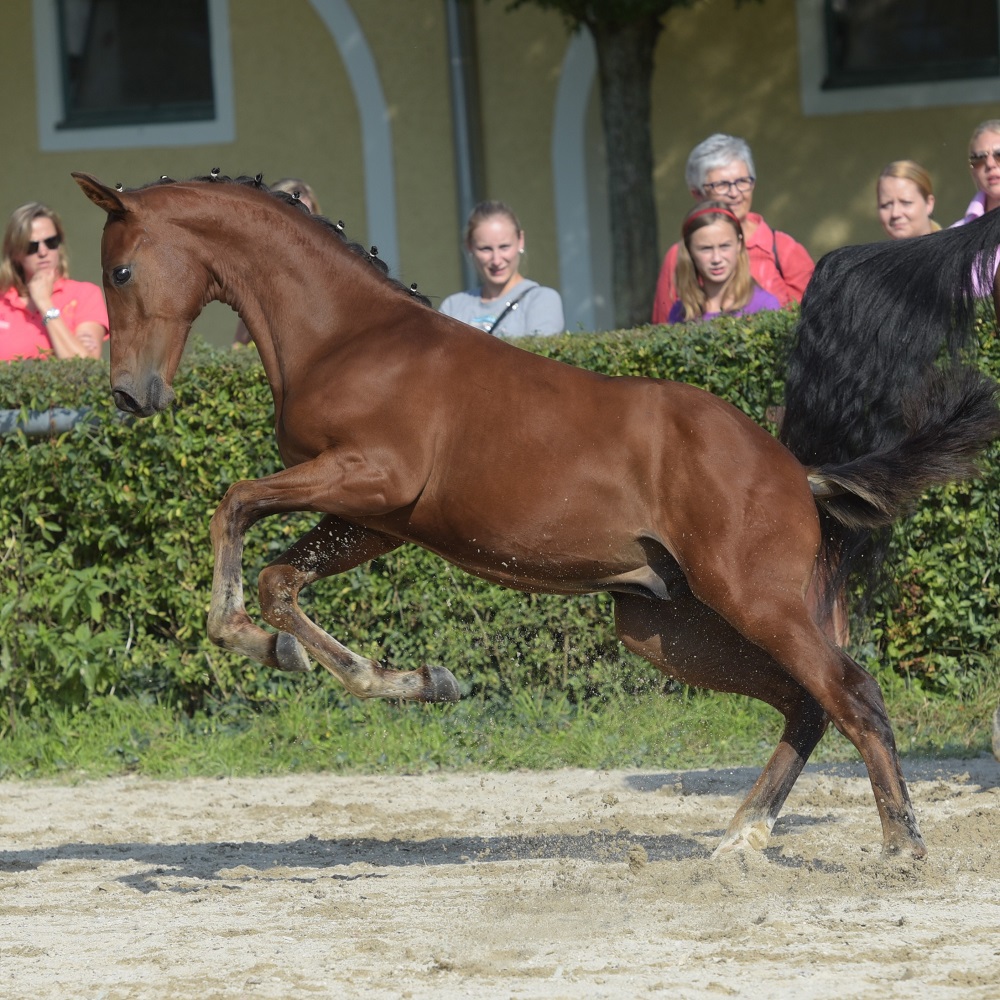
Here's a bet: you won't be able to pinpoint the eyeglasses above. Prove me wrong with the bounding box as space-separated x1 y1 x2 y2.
969 148 1000 168
702 176 755 195
26 235 61 254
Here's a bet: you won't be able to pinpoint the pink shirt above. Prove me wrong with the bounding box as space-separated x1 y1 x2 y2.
652 213 815 323
0 278 109 361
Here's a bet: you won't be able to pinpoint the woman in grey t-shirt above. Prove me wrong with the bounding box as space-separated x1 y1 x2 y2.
440 201 565 337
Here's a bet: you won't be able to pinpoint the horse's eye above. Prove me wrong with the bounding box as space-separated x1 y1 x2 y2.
111 266 132 286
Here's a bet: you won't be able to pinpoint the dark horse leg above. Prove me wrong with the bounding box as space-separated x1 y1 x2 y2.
207 473 459 702
614 591 830 854
617 577 925 858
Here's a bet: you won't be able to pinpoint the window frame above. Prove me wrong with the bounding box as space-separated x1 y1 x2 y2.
796 0 1000 116
33 0 235 151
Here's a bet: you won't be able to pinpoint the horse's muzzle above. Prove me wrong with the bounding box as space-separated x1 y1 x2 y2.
112 373 175 417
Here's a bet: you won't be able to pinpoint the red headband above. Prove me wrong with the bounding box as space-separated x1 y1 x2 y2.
682 206 742 237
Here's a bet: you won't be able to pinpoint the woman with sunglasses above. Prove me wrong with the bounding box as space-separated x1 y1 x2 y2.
951 119 1000 227
652 134 814 324
0 202 108 360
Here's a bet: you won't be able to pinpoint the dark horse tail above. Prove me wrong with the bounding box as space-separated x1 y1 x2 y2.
808 367 1000 528
780 211 1000 620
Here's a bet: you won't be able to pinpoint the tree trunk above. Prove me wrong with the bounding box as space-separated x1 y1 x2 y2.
586 15 663 329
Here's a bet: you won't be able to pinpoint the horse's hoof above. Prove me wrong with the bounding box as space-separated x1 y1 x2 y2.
881 836 928 861
992 704 1000 761
420 665 461 703
275 631 310 673
712 822 770 858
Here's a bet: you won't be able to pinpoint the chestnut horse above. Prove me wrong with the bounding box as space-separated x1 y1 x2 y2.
74 172 1000 859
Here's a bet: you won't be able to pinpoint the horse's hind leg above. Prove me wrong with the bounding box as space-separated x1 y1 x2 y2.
717 695 827 854
686 565 925 858
614 592 829 854
256 515 460 702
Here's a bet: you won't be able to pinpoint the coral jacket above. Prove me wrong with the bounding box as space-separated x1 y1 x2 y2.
0 278 109 361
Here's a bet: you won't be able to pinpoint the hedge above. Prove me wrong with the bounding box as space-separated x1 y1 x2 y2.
0 312 997 719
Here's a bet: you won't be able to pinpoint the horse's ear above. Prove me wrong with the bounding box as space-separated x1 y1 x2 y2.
72 172 128 217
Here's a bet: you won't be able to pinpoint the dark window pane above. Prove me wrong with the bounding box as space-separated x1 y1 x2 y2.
823 0 999 89
58 0 215 128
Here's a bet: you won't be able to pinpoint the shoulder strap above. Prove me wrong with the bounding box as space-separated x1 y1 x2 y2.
771 229 785 280
487 286 535 336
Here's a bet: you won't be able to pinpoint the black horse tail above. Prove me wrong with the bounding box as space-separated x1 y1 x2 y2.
781 211 1000 469
804 367 1000 617
780 209 1000 622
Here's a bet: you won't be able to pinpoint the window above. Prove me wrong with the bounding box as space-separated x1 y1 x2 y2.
33 0 234 150
824 0 999 89
58 0 215 128
797 0 1000 115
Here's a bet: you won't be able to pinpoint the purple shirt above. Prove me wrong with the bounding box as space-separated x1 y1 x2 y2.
950 191 987 228
666 283 781 324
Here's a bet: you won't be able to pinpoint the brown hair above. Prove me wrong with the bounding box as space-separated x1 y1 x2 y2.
463 200 522 248
674 200 751 321
0 202 70 297
877 160 941 232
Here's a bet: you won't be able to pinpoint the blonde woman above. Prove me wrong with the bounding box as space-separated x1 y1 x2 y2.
953 118 1000 226
0 202 107 361
440 200 564 336
877 161 939 239
667 201 780 323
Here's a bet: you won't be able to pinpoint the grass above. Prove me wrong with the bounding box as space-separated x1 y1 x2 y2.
2 671 997 783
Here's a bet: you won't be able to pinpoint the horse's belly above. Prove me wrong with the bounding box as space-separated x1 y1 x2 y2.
412 531 684 601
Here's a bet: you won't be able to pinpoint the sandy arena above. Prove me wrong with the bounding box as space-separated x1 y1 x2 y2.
1 759 998 999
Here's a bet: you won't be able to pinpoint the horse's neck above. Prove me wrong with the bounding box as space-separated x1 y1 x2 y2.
214 211 335 392
203 193 403 404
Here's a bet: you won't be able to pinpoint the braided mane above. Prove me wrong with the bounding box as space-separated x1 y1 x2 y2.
139 172 431 307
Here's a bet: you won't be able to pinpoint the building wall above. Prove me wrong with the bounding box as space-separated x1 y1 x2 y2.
2 0 996 352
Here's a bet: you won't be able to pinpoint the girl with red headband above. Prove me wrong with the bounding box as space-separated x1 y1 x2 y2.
667 201 781 323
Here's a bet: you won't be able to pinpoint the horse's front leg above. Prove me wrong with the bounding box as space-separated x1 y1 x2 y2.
207 468 459 703
257 515 460 702
207 475 312 672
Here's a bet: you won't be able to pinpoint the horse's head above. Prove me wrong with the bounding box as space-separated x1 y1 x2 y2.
74 172 214 417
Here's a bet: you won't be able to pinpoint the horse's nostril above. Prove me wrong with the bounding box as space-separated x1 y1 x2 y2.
113 388 140 414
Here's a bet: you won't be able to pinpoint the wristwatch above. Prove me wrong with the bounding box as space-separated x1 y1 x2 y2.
42 308 61 325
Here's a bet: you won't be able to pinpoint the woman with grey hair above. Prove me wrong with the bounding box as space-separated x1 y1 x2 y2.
652 133 814 323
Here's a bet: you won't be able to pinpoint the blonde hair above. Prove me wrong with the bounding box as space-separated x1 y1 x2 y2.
674 201 752 320
877 160 941 232
1 203 70 297
970 119 1000 148
271 178 320 215
463 200 522 248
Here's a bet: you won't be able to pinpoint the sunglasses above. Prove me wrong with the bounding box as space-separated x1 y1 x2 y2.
26 235 62 254
968 148 1000 168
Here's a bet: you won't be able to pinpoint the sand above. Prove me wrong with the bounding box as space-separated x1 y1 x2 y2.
1 758 998 999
